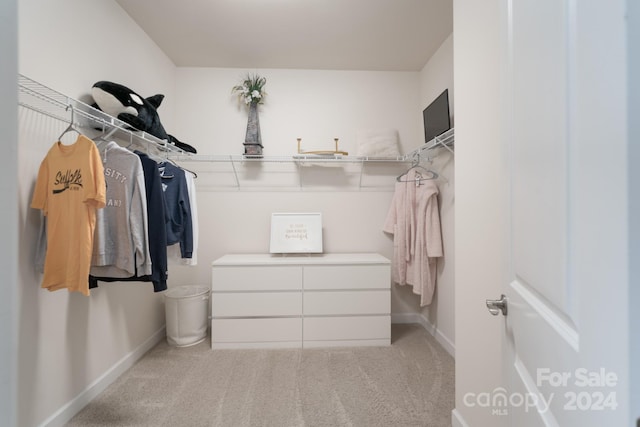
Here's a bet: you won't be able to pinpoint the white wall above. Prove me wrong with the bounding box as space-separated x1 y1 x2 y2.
170 49 456 348
420 33 454 128
17 1 176 426
18 0 177 128
173 67 420 156
169 67 427 317
0 0 18 425
16 3 456 424
415 33 455 352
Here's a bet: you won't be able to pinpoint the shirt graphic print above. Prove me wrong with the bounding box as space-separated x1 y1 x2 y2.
31 135 106 296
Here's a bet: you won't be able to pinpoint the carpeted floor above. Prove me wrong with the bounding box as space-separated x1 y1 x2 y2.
66 323 454 427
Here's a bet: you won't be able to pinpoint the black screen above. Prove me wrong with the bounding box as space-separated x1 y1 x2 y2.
423 89 451 144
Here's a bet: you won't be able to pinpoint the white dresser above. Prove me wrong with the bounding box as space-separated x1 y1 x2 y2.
211 253 391 349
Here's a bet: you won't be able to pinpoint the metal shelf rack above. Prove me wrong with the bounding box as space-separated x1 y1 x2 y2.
18 74 453 190
18 74 188 155
166 129 453 190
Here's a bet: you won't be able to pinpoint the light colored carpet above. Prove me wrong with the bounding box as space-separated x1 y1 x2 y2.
66 323 454 427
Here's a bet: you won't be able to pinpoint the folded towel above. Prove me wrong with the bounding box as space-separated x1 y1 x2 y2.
356 129 401 157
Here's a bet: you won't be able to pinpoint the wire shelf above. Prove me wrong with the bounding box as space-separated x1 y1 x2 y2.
18 74 188 155
18 74 453 190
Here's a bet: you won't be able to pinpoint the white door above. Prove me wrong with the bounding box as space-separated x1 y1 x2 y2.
486 0 630 425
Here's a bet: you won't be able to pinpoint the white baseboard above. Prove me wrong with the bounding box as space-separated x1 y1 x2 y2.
39 327 166 427
451 409 470 427
391 312 455 358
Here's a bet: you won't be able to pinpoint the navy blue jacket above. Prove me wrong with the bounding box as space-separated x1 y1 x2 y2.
89 151 169 292
159 162 193 259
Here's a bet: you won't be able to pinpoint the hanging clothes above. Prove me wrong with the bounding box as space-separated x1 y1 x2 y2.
167 169 198 265
135 151 169 289
383 168 443 306
90 142 151 278
89 149 168 292
182 170 198 264
30 135 106 296
159 161 193 259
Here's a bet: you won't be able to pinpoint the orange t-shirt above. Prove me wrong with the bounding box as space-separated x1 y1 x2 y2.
31 135 106 295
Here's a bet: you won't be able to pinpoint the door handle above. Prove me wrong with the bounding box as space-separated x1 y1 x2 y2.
486 294 508 316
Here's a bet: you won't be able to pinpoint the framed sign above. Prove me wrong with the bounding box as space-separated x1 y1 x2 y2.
269 213 323 254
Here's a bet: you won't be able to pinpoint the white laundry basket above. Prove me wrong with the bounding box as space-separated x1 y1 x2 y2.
164 285 210 347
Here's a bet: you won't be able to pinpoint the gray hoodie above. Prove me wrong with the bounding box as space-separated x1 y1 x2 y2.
90 142 151 278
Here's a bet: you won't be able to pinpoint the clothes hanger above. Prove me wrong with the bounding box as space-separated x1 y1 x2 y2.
57 104 81 142
100 125 197 179
396 156 439 183
92 121 114 147
153 141 197 178
157 162 175 179
156 156 202 179
182 167 198 179
165 157 197 179
154 147 175 179
396 166 438 184
158 163 173 179
93 126 118 146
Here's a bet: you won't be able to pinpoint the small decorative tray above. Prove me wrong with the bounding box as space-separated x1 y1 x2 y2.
296 138 348 156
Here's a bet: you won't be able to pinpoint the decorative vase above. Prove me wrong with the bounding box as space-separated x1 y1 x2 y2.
243 102 263 157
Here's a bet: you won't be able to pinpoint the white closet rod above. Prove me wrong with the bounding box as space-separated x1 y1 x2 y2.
18 74 187 155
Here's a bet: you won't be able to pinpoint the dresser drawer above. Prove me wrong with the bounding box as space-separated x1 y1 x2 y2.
210 254 391 349
303 265 389 290
212 292 302 317
304 290 390 316
212 318 302 346
212 266 301 291
304 315 390 341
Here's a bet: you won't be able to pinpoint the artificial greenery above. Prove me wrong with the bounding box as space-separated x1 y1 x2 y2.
232 73 267 105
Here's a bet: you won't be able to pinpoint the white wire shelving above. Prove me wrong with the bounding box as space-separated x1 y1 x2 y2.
18 74 453 190
18 74 188 155
167 128 454 165
166 128 453 191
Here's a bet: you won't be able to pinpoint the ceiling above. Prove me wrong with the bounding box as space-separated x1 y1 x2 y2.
115 0 453 72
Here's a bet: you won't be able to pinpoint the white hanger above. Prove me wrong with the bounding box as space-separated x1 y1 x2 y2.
57 104 81 142
396 157 439 183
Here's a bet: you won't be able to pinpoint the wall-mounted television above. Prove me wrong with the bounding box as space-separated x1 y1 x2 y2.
423 89 451 144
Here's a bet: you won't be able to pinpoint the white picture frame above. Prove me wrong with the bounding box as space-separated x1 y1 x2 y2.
269 213 323 254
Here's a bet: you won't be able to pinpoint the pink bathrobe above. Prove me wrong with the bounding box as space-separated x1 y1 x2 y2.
383 169 443 306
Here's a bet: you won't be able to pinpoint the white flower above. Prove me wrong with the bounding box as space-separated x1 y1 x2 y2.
232 73 266 105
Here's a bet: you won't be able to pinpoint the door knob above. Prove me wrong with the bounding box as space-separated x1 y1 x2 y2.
486 294 508 316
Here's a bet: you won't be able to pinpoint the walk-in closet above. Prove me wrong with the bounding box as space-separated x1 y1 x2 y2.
2 1 638 426
12 1 456 425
